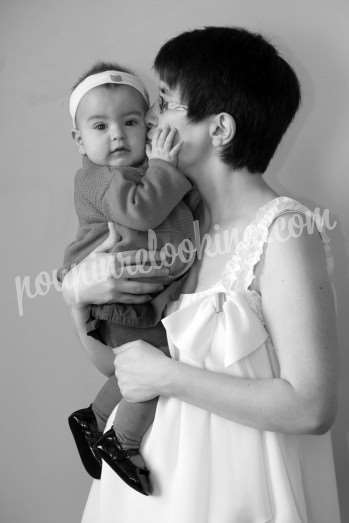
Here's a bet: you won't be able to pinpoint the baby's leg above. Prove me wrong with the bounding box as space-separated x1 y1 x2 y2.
92 375 122 432
111 343 170 475
91 317 169 435
113 343 170 449
94 330 170 493
113 398 157 449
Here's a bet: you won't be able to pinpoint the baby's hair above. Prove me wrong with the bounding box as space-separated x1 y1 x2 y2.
72 61 133 91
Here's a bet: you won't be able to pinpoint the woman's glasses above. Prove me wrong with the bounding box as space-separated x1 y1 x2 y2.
157 96 188 114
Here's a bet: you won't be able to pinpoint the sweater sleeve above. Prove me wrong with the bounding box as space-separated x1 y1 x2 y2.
101 159 192 231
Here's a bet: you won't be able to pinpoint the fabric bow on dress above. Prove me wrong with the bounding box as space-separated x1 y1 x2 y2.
162 288 269 370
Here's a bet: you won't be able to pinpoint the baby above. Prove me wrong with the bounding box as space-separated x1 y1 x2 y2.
59 62 199 495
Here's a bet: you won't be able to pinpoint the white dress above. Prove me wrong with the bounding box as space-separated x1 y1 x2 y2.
82 197 341 523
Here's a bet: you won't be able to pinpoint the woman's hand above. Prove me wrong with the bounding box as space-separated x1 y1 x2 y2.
62 222 170 308
114 340 173 402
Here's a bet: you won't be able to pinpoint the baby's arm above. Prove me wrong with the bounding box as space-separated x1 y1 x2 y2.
101 128 191 230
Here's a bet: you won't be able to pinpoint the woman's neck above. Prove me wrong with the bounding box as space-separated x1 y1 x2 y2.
190 158 278 230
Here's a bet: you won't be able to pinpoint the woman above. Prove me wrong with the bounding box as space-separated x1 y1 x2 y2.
63 27 340 522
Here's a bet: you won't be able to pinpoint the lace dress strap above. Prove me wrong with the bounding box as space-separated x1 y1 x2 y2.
221 196 335 295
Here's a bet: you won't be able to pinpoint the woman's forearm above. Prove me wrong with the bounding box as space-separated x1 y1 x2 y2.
70 306 115 377
160 359 335 435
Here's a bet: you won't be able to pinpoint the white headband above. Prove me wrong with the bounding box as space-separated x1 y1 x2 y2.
69 70 149 126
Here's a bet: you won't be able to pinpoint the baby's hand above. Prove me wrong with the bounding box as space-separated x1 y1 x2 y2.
146 126 183 165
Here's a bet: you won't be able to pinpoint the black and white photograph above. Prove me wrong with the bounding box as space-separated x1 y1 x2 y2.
1 1 348 521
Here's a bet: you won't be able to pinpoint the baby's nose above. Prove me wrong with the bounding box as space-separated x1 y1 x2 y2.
110 124 124 140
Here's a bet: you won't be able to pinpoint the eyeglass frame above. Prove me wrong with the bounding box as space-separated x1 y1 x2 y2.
155 96 188 114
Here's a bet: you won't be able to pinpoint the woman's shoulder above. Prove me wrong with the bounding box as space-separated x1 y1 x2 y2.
255 195 311 222
251 195 332 250
265 196 333 255
255 208 331 295
251 195 334 295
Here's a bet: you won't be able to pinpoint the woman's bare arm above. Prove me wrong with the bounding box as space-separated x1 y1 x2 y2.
116 217 339 434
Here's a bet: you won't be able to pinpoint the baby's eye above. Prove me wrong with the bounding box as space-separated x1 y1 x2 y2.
93 122 107 130
125 119 139 126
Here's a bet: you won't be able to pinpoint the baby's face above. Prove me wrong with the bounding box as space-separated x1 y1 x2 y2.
74 85 147 167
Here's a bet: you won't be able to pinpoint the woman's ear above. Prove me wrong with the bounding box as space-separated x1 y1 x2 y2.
209 113 236 147
71 128 85 155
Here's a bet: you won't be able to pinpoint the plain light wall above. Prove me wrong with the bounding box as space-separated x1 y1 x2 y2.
1 0 348 521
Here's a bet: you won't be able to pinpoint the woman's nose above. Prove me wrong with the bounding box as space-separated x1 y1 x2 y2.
145 104 159 138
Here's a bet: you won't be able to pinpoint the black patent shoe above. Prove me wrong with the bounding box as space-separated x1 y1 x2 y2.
94 428 152 495
68 405 102 479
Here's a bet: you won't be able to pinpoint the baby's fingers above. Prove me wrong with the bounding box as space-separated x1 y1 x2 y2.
156 126 170 148
169 139 183 156
150 127 163 147
163 127 178 149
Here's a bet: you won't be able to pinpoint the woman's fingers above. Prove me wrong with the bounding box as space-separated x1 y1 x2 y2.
63 242 171 306
112 249 164 267
101 277 166 304
114 293 153 304
111 277 165 295
115 264 169 280
115 250 165 264
112 255 170 280
85 278 164 305
93 222 118 253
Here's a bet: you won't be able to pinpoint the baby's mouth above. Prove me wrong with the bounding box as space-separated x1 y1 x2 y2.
110 146 129 154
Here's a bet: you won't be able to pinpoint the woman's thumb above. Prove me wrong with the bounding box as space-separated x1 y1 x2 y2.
93 222 118 253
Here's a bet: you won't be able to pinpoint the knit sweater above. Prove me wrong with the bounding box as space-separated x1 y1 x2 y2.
61 156 198 279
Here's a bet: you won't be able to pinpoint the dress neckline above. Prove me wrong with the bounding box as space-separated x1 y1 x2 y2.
181 195 294 298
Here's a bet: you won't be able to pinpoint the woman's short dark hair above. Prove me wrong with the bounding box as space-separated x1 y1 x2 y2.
154 26 301 174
